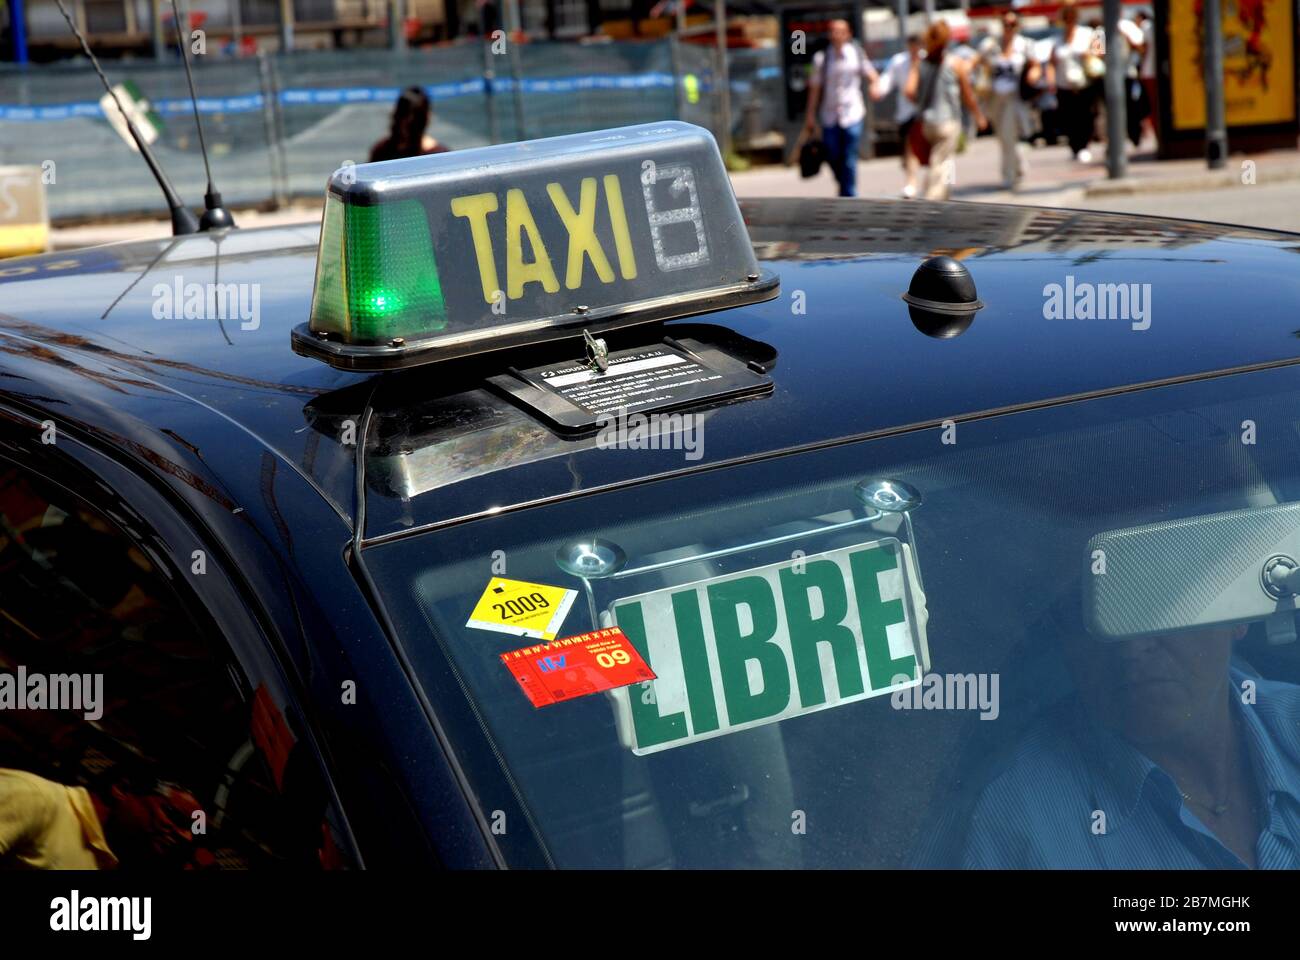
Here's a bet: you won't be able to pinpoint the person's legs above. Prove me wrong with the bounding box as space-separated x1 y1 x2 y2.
838 121 863 197
992 93 1023 187
1074 92 1092 154
923 120 960 199
1056 90 1075 154
898 118 919 196
1011 99 1029 182
1060 89 1090 156
1141 77 1159 136
822 123 848 194
1089 80 1106 147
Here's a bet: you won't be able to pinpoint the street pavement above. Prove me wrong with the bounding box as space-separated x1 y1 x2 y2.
46 133 1300 249
729 132 1300 234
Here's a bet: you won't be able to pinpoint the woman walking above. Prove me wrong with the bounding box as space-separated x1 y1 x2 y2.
981 11 1038 189
906 21 987 200
1052 0 1104 162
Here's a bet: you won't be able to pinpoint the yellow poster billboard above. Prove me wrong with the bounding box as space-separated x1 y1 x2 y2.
1169 0 1296 129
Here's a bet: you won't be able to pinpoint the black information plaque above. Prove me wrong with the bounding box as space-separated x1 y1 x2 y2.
488 335 772 436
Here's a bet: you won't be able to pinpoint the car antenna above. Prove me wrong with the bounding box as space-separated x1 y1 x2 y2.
53 0 199 236
167 0 236 230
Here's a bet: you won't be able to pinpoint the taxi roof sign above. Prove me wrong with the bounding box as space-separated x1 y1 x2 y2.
292 122 779 371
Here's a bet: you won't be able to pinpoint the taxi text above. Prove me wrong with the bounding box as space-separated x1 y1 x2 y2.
451 175 638 304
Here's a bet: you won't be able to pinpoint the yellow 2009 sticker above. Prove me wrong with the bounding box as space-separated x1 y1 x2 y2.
466 577 577 641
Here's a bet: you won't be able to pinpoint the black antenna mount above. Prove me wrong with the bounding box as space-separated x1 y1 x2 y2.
168 0 236 230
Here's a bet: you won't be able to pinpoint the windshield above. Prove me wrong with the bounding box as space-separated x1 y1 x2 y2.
365 364 1300 869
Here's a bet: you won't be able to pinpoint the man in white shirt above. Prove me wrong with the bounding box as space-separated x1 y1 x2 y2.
803 18 880 197
872 34 923 198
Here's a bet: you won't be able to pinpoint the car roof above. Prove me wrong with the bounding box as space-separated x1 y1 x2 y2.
2 199 1298 536
0 223 368 521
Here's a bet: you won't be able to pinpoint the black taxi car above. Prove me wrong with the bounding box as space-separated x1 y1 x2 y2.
3 122 1300 870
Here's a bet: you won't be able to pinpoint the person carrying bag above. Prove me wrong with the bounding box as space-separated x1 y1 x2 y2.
908 64 938 168
802 18 880 197
906 21 987 200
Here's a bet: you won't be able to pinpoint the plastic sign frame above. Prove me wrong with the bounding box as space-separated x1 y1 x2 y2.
292 122 780 371
576 506 931 756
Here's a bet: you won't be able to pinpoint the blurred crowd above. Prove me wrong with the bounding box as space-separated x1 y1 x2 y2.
803 0 1156 199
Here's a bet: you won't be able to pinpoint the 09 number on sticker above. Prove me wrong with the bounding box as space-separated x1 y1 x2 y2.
596 649 631 669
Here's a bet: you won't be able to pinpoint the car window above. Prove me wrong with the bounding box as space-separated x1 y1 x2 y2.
0 459 345 869
365 364 1300 869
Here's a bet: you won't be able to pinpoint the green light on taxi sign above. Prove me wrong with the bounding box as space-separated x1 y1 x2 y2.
294 122 779 371
309 196 447 344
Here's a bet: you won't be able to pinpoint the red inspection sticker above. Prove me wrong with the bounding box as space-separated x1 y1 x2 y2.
500 627 656 708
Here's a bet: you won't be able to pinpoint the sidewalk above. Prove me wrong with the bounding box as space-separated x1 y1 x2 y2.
729 132 1300 209
47 134 1300 249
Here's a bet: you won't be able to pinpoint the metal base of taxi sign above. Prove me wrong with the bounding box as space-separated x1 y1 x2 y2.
487 335 773 436
292 121 780 372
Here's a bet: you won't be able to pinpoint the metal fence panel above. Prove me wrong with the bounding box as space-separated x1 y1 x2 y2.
507 40 680 142
0 57 277 220
0 40 781 221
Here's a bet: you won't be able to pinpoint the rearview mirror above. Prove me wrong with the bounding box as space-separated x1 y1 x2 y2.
1085 502 1300 644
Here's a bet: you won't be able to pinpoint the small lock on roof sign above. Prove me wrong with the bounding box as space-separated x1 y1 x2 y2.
292 122 779 371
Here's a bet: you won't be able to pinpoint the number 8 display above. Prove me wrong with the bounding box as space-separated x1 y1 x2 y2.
641 161 710 272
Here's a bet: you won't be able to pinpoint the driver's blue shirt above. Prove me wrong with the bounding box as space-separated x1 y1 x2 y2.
952 668 1300 868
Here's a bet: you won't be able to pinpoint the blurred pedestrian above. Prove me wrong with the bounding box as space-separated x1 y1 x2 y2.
1135 11 1158 135
804 18 881 197
950 25 982 142
1052 0 1104 162
906 21 987 200
1113 11 1154 144
872 34 924 198
369 87 450 163
951 25 980 67
1026 33 1060 146
980 10 1037 189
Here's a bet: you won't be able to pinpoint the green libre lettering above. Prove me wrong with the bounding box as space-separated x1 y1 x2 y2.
614 543 917 753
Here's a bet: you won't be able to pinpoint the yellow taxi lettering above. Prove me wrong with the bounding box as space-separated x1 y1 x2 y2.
450 192 501 304
505 188 559 300
546 177 614 290
603 174 638 281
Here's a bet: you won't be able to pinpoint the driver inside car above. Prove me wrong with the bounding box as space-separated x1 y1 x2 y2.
930 620 1300 868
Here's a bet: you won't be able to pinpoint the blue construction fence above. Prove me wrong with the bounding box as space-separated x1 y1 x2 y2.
0 40 784 221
